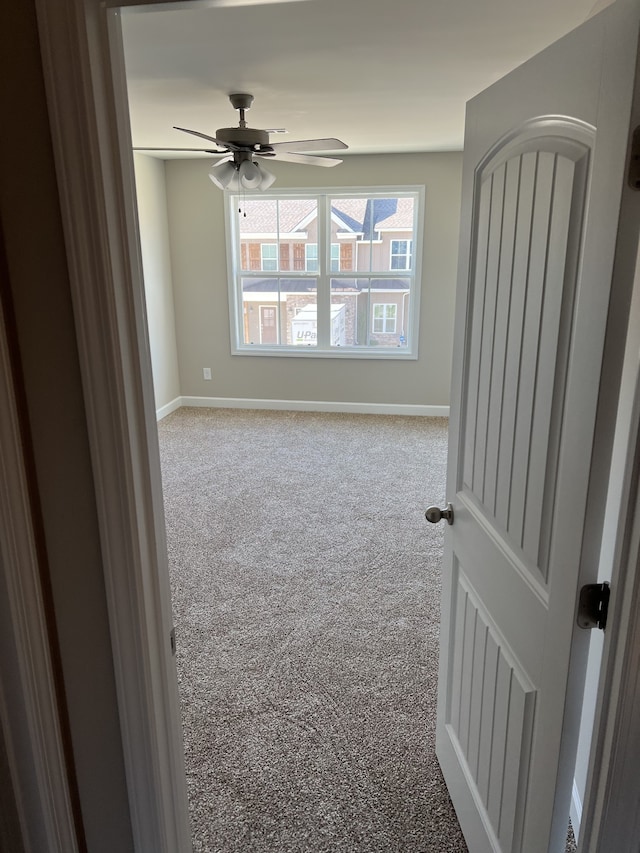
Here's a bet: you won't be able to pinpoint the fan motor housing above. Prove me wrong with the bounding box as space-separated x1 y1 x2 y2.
216 126 270 149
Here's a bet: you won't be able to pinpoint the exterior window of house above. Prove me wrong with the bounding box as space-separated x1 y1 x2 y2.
261 244 278 271
305 243 319 272
390 239 412 270
373 303 397 333
227 188 423 358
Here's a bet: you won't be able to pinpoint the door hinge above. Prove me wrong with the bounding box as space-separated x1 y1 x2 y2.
628 126 640 190
170 627 176 655
577 582 610 631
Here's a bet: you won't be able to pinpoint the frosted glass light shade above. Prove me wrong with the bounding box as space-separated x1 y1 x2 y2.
257 163 276 190
239 159 261 188
209 160 237 189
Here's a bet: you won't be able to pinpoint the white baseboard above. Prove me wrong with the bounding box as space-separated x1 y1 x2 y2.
156 397 182 421
178 396 449 417
570 779 582 842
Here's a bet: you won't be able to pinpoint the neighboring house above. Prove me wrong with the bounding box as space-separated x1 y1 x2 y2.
241 277 410 347
238 197 414 347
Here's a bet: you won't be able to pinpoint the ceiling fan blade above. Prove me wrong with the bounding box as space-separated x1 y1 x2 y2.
133 147 227 154
264 151 343 167
269 138 348 153
173 126 238 150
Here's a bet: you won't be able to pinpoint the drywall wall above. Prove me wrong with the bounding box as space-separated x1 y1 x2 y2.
134 154 180 411
165 152 462 406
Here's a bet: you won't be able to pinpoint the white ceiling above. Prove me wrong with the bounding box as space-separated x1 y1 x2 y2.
121 0 602 159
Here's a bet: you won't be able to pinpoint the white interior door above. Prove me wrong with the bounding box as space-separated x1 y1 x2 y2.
435 3 640 852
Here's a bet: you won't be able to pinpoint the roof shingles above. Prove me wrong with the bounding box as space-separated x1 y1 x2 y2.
238 195 414 235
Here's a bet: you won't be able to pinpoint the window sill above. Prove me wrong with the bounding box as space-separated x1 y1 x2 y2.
231 345 418 360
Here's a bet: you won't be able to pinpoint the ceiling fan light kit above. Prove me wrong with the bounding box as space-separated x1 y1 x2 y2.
174 93 347 192
209 157 276 191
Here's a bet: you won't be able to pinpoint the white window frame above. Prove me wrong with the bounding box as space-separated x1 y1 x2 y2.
226 186 424 360
390 239 412 271
373 303 398 334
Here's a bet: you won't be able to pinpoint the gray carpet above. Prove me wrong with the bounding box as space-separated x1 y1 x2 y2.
158 408 576 852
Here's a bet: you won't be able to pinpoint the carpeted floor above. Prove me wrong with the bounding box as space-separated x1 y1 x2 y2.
158 407 577 852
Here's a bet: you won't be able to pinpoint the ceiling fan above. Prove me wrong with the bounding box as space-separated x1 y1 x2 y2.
137 93 348 191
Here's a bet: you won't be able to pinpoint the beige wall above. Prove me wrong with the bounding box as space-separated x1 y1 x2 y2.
134 154 181 411
165 152 462 406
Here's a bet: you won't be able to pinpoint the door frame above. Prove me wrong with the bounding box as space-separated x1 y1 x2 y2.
27 0 640 849
579 223 640 851
33 1 193 850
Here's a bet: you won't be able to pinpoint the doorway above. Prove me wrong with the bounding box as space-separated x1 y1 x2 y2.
31 0 640 850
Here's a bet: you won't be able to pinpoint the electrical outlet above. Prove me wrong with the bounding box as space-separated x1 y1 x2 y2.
203 367 212 380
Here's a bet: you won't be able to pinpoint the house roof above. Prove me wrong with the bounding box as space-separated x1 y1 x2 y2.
241 277 410 293
238 196 414 235
238 198 316 234
331 201 366 234
370 196 415 230
362 197 397 236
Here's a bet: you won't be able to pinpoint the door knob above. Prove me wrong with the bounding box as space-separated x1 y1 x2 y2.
425 503 454 525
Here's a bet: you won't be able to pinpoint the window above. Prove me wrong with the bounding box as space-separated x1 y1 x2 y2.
305 243 319 272
390 239 412 270
373 303 397 333
261 244 277 271
227 189 423 358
